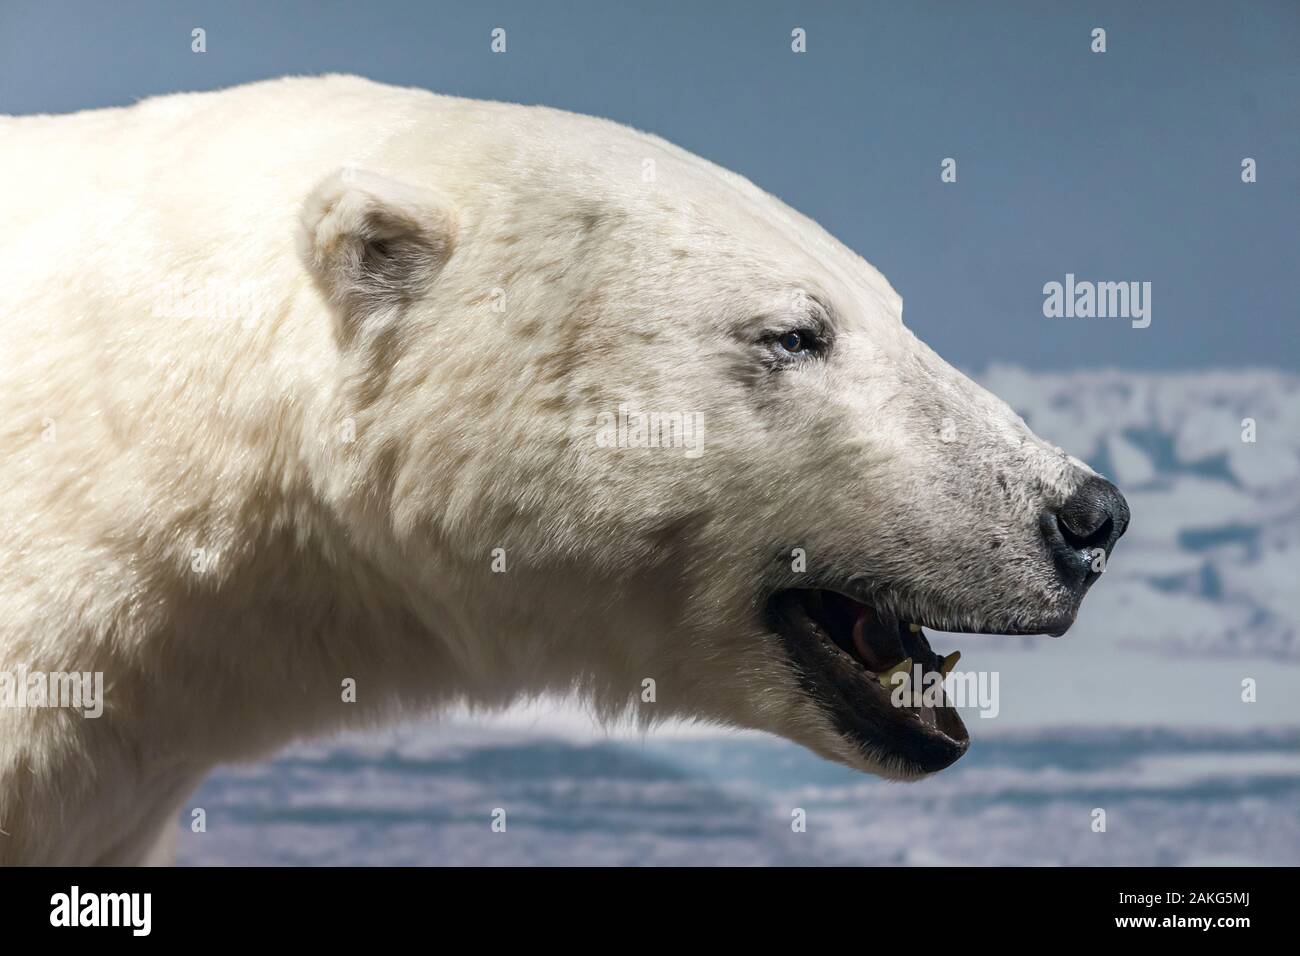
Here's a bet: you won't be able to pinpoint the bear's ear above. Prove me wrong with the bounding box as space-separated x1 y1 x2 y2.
298 167 456 341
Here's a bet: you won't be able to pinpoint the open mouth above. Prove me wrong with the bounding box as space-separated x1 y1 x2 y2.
768 588 975 775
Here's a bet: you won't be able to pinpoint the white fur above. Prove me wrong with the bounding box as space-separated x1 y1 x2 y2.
0 76 1087 864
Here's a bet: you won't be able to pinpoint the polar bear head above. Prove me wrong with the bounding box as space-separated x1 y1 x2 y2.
297 99 1129 779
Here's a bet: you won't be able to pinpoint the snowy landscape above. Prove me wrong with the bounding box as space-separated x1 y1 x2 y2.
179 367 1300 865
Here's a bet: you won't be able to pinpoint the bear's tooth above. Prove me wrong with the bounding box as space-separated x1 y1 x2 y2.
939 651 961 676
877 658 913 688
908 623 921 633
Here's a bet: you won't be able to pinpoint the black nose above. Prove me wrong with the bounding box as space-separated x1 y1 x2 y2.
1041 475 1130 589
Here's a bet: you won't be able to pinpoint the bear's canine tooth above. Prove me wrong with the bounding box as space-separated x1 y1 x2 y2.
908 623 921 633
940 651 961 676
877 658 913 688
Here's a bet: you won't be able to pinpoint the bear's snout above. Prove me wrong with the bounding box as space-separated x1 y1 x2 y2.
1040 475 1131 598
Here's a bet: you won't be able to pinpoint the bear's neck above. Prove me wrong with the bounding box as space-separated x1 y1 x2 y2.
0 482 474 864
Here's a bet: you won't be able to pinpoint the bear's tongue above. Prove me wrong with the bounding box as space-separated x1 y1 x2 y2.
849 606 904 672
819 590 906 670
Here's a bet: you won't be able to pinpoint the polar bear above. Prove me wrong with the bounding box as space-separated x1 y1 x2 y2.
0 75 1128 865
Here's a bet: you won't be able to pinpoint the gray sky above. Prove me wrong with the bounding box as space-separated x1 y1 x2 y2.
2 0 1295 370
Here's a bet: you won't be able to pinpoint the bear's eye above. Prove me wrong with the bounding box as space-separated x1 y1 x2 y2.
779 331 806 353
768 327 824 362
